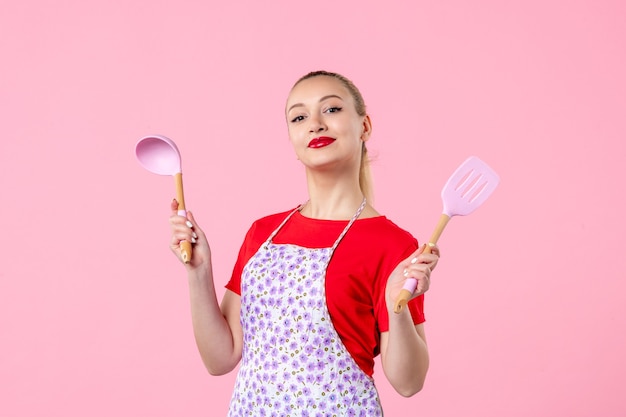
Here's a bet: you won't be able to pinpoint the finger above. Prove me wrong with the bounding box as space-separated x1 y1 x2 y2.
404 244 426 267
421 247 440 271
170 225 197 244
399 245 427 287
427 243 441 258
400 275 429 298
419 253 439 267
169 215 198 244
169 203 194 229
186 210 197 225
402 265 429 293
185 211 198 233
404 263 431 279
185 211 202 242
406 265 431 295
169 214 191 228
415 274 430 296
412 248 440 266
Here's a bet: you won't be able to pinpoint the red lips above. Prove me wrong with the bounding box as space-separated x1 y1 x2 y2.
308 136 336 148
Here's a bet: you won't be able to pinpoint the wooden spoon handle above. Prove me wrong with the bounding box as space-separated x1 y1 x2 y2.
393 214 450 314
174 173 193 264
180 240 193 264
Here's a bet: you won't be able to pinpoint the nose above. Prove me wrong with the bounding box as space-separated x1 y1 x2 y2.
308 114 326 133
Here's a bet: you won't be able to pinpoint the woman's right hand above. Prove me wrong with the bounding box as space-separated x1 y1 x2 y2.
169 199 211 269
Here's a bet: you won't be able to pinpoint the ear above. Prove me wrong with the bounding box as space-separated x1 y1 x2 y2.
361 115 373 142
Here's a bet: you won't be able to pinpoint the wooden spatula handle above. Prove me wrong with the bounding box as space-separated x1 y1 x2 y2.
174 173 193 264
393 214 450 314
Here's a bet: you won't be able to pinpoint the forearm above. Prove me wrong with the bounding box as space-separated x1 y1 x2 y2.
382 309 429 397
187 266 241 375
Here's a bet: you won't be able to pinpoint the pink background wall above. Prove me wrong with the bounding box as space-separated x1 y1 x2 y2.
2 1 625 416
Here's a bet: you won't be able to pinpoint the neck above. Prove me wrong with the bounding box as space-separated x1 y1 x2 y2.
301 170 365 220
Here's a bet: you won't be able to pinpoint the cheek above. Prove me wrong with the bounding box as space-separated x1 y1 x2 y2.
286 130 302 154
286 128 296 144
332 117 356 135
287 125 306 143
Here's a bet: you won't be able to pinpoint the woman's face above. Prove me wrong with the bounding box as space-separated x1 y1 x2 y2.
285 76 371 172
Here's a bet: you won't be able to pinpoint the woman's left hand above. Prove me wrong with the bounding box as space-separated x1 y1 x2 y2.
385 244 440 308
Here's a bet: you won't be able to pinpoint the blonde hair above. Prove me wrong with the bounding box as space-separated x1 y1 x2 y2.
292 70 374 202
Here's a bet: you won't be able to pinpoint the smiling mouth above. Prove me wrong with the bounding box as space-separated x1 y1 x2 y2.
308 136 336 148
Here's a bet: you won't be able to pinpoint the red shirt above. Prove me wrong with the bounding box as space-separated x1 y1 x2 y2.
226 208 425 377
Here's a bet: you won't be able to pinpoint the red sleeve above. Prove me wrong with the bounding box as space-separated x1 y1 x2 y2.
225 212 290 295
225 222 261 295
375 240 425 334
322 220 425 374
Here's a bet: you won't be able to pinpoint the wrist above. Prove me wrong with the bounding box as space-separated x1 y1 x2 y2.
387 300 412 320
187 264 212 284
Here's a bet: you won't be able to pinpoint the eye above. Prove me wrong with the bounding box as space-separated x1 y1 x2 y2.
325 106 342 114
290 115 306 123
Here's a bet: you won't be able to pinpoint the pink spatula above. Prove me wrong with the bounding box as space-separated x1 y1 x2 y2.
394 156 500 313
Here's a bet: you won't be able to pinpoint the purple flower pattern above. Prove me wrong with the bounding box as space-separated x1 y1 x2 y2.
228 238 382 417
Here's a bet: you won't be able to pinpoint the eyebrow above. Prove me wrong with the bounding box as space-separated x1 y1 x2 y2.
287 94 344 113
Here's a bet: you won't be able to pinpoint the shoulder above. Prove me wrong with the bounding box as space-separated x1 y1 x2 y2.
250 208 296 227
336 215 418 268
244 207 299 240
232 206 299 265
352 216 418 246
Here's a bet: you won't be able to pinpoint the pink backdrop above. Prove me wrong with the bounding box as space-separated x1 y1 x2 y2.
2 1 625 416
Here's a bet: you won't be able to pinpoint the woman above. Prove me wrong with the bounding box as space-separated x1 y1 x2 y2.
169 70 439 416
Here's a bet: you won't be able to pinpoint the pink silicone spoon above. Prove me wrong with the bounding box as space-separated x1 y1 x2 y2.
135 135 192 263
394 156 500 313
